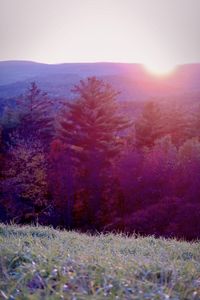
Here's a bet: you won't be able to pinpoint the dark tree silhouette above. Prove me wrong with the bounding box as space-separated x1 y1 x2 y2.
49 139 74 228
135 101 164 148
15 82 54 143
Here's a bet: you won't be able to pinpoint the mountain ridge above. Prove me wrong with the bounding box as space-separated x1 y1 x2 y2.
0 60 200 101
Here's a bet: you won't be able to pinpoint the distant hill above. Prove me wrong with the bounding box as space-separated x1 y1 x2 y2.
0 60 200 101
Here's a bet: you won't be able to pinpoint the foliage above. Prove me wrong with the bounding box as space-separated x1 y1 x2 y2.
1 134 48 223
59 76 131 160
1 78 200 239
135 101 164 148
1 82 54 144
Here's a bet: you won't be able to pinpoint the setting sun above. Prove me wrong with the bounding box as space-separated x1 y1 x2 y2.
144 61 177 76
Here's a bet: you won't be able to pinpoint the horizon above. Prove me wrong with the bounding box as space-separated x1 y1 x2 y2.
1 59 200 67
1 59 200 78
1 0 200 75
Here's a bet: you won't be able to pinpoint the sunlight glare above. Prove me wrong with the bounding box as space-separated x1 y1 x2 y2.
144 61 177 76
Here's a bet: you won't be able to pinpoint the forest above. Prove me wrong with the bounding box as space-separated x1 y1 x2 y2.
0 77 200 240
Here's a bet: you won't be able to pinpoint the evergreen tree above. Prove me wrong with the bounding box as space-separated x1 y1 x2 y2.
60 77 131 158
135 101 163 148
162 104 190 146
59 77 131 227
135 101 191 148
15 82 54 143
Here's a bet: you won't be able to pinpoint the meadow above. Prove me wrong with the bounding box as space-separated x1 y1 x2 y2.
0 224 200 300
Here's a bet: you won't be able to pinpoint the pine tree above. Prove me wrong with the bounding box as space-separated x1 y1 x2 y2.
59 77 132 227
135 101 164 148
162 104 189 146
16 82 54 143
135 101 191 148
60 77 131 159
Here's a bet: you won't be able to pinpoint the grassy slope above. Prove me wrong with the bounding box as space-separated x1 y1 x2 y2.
0 224 200 300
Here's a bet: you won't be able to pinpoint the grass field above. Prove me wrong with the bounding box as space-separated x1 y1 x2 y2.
0 224 200 299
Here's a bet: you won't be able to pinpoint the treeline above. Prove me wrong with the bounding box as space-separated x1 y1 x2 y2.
0 77 200 240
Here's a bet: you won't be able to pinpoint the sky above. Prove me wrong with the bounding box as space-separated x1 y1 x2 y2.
0 0 200 71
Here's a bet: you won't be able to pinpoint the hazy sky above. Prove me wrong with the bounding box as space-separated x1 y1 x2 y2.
0 0 200 68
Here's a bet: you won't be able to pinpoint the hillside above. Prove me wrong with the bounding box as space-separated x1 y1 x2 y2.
0 224 200 300
1 61 200 100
